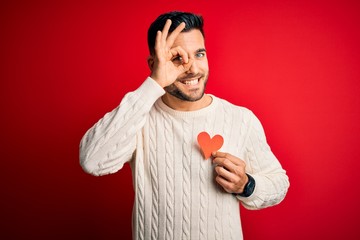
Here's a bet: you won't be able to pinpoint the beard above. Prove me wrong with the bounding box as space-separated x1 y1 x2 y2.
164 73 209 102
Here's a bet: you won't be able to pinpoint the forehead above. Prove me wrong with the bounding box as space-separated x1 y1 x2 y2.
172 29 205 51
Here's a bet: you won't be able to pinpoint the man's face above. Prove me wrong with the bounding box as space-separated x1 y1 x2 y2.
165 29 209 102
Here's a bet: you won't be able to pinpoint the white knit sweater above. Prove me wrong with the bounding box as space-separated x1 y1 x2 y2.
80 77 289 240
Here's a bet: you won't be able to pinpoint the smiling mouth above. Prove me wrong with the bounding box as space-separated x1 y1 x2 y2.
179 78 200 86
183 79 199 85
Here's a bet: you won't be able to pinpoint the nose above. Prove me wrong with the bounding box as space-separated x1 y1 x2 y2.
186 59 199 74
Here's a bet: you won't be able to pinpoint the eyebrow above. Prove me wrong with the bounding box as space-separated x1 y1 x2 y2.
196 48 207 53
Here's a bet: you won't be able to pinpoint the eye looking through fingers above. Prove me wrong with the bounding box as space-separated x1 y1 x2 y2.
169 46 189 64
171 55 183 66
172 55 183 62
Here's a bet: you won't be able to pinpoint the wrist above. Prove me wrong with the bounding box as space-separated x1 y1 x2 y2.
234 173 256 198
150 74 167 88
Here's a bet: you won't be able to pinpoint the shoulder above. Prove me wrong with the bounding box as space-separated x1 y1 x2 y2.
211 95 256 119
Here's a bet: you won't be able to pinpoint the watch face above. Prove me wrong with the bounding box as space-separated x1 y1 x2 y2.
240 174 255 197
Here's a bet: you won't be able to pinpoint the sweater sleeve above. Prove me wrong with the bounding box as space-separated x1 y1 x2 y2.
79 77 165 176
236 110 290 209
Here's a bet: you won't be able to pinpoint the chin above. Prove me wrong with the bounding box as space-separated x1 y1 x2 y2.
168 87 205 102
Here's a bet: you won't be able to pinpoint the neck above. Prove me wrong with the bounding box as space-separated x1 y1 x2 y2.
161 93 212 111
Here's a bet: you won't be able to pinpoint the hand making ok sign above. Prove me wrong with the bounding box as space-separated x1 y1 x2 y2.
149 19 194 88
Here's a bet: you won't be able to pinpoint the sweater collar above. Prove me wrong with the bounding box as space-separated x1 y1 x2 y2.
155 94 218 118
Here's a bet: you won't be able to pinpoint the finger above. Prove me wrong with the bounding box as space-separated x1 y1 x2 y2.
213 156 237 172
212 151 243 166
161 19 172 42
215 176 233 193
213 153 237 166
170 46 189 63
212 151 231 159
215 165 239 183
175 58 194 75
166 22 186 47
154 30 163 56
214 157 246 177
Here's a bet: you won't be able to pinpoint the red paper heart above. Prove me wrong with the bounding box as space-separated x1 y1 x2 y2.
197 131 224 159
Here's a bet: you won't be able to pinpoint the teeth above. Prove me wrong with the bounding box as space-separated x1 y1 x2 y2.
184 79 199 85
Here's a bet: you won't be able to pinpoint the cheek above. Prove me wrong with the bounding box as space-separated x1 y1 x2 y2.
200 60 209 72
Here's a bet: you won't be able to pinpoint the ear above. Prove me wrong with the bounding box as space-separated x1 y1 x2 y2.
147 56 154 71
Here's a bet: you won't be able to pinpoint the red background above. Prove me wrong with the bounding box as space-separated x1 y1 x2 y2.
1 0 359 239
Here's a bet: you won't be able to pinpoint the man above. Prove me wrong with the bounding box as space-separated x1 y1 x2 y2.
80 11 289 240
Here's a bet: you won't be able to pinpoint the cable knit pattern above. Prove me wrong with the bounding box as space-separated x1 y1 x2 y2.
182 118 191 240
164 113 175 240
199 115 210 240
136 135 145 240
222 100 234 240
79 77 290 240
214 105 225 240
149 111 159 240
214 181 222 240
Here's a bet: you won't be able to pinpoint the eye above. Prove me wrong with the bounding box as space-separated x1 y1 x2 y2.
195 52 205 58
172 56 183 62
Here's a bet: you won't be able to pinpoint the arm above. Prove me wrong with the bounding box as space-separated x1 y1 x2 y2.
79 78 165 176
236 111 290 209
212 111 289 209
80 20 191 176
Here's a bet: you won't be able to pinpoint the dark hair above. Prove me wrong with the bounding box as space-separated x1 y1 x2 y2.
147 11 204 55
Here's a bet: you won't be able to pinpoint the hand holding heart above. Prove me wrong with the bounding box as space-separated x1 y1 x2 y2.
212 151 249 194
197 131 248 194
212 152 248 193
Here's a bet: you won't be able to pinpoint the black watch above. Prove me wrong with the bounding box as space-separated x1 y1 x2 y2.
234 173 256 197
